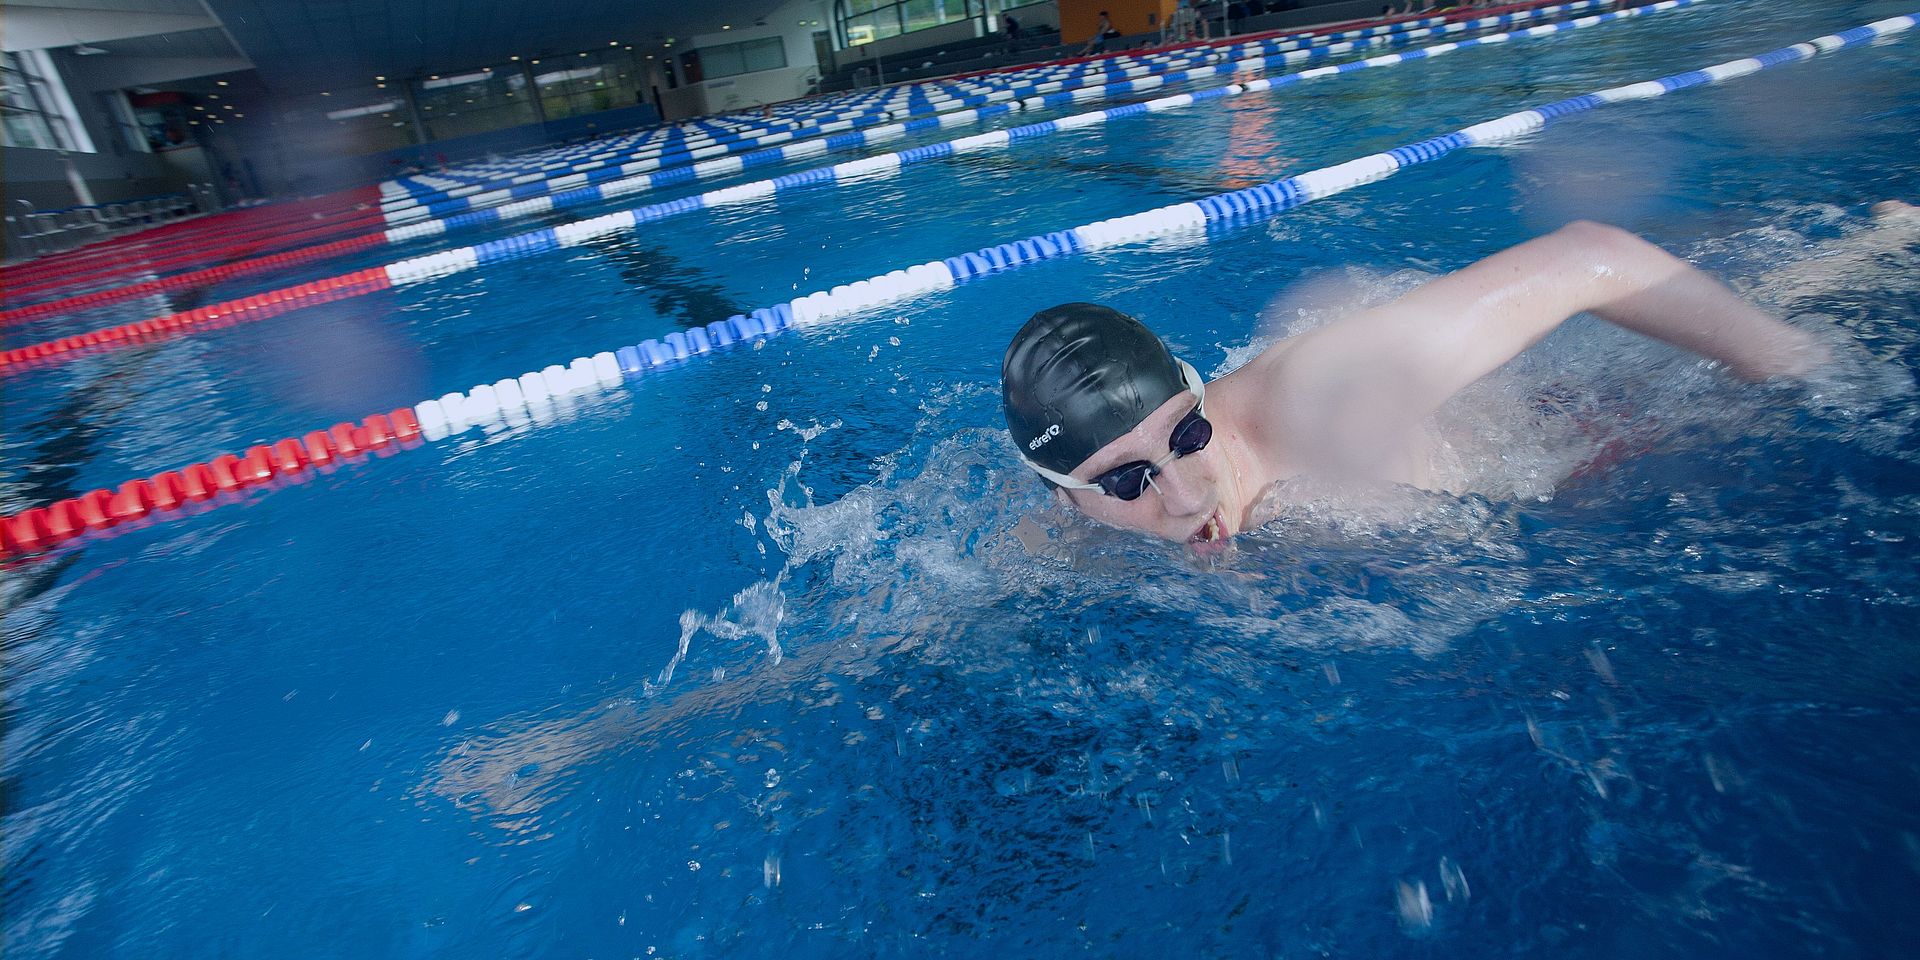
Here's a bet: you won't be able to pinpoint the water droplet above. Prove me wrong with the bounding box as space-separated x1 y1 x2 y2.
1396 880 1434 930
1439 856 1471 902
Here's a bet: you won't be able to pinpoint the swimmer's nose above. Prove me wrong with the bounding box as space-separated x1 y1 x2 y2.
1150 461 1210 518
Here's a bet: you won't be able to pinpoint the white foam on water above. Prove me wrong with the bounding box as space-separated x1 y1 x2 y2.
428 209 1920 833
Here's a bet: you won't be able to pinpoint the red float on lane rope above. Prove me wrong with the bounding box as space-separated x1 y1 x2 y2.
0 406 428 562
0 267 394 377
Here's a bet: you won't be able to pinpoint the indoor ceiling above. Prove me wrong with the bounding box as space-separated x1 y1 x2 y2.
202 0 803 93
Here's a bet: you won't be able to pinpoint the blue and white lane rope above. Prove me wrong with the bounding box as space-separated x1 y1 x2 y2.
398 11 1918 440
374 10 1489 207
373 2 1619 227
377 2 1617 225
380 0 1585 205
377 0 1689 283
375 30 1477 218
0 0 1669 365
378 1 1626 241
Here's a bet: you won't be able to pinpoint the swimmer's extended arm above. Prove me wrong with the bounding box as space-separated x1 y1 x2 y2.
1264 220 1828 422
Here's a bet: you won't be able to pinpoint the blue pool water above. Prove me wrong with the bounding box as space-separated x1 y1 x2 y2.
5 1 1920 956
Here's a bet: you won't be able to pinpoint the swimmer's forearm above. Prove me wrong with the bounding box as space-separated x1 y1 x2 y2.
1561 222 1828 381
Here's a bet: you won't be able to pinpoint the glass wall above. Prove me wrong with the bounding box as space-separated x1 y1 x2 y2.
415 65 538 139
839 0 979 45
252 43 655 156
318 89 417 152
533 48 645 120
2 50 84 151
698 36 788 81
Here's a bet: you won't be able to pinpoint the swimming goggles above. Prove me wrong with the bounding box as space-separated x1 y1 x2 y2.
1023 358 1212 501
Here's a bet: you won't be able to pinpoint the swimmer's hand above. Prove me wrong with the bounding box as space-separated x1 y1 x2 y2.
1722 321 1831 382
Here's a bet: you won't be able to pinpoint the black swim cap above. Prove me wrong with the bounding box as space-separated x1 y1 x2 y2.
1002 303 1186 479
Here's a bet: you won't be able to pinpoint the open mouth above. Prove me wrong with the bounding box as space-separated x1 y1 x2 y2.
1189 509 1226 545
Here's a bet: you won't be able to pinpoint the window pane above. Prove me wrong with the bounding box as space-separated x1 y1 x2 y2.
740 38 786 73
2 51 85 152
699 37 789 81
705 45 747 79
418 64 537 134
902 0 940 33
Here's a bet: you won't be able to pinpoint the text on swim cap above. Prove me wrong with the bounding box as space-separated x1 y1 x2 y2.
1028 424 1062 450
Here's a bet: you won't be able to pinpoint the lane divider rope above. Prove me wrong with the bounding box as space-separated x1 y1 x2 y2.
0 197 384 296
0 0 1651 367
375 1 1609 224
6 9 1905 562
373 8 1531 207
379 0 1568 201
0 0 1605 318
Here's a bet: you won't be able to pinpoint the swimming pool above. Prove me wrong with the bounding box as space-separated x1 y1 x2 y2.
4 0 1919 954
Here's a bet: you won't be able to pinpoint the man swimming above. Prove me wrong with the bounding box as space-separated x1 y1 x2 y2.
1001 221 1831 545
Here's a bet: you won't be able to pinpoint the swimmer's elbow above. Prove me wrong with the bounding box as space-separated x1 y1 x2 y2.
1549 220 1649 259
1541 220 1690 308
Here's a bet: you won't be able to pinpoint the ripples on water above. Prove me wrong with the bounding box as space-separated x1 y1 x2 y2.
406 207 1920 955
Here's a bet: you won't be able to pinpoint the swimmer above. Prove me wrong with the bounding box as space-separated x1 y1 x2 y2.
1001 221 1831 545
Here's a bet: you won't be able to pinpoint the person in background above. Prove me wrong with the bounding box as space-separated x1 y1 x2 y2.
1081 11 1118 55
1169 0 1201 43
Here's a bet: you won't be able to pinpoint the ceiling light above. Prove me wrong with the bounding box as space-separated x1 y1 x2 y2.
510 55 520 61
208 93 220 99
722 24 731 30
319 91 330 96
578 52 588 57
376 83 386 88
610 41 618 46
429 75 438 80
217 80 230 86
234 112 244 118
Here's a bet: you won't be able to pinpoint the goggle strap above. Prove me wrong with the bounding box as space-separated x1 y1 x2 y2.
1019 453 1102 491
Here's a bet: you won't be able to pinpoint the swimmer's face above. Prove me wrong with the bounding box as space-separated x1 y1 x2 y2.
1059 390 1239 545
